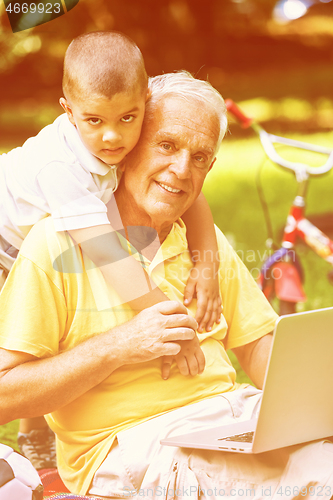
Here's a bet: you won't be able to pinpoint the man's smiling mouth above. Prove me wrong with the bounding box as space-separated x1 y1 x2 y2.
157 182 181 194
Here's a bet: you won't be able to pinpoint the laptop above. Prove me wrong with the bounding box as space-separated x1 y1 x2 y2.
160 307 333 454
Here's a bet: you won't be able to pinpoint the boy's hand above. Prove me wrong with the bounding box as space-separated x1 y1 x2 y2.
161 336 205 380
184 261 221 333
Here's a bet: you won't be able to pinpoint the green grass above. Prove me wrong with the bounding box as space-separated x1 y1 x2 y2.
0 420 19 451
1 131 332 449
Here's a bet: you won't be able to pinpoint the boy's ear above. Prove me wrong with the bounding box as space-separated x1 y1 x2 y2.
208 157 217 172
59 97 76 126
145 87 152 102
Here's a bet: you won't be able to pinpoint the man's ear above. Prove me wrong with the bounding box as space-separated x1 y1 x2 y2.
208 157 217 172
59 97 76 127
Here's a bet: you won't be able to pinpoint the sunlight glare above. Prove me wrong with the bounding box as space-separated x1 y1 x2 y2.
283 0 308 20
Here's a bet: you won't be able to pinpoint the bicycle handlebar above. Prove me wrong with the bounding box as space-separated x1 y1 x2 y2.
225 99 253 128
225 99 333 177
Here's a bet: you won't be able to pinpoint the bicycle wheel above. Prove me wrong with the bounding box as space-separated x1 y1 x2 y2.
279 300 296 316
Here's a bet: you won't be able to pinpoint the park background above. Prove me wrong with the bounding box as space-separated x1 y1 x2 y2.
0 0 333 449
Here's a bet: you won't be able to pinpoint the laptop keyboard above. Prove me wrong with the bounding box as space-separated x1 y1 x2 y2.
218 431 255 443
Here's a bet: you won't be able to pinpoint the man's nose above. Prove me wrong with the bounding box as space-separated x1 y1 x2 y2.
103 128 122 143
169 151 191 179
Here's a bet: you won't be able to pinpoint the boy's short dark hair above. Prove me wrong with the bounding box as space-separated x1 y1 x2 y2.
63 31 147 102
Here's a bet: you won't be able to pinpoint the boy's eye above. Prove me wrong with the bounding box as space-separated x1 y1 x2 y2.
121 115 135 123
87 118 102 125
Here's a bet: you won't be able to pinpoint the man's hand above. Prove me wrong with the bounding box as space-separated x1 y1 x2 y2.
0 301 197 424
117 301 198 365
184 261 221 333
161 334 205 380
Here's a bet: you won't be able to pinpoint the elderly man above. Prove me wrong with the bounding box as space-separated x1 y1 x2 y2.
0 72 332 499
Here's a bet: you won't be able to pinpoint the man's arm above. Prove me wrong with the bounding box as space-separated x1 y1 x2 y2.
0 302 197 425
231 333 273 389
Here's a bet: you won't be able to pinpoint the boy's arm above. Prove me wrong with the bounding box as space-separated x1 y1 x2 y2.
182 192 222 332
68 224 169 312
69 224 206 378
161 335 205 380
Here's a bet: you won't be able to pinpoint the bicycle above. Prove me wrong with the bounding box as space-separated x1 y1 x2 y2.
225 99 333 315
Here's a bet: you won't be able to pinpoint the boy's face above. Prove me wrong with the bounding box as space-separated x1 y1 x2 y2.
60 87 148 165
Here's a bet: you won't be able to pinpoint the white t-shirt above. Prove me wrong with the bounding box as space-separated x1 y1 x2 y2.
0 114 120 249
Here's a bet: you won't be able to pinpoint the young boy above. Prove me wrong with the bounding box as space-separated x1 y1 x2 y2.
0 31 222 467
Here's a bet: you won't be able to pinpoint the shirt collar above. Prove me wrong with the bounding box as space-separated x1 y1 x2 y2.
115 219 188 272
150 219 188 270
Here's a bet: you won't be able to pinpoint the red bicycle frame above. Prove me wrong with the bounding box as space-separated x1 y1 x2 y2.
272 196 333 304
283 204 333 265
225 99 333 311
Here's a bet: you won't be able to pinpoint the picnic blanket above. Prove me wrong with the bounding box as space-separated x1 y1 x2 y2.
38 468 104 500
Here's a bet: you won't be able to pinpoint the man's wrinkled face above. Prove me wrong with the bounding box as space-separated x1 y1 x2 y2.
119 95 220 228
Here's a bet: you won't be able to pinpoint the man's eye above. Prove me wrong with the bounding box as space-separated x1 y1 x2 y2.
161 143 172 151
87 118 102 125
194 155 205 162
121 115 135 123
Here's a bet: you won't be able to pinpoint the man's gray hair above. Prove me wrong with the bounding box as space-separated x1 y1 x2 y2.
148 71 228 151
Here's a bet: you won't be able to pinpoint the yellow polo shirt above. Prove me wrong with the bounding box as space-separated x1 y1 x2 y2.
0 217 278 494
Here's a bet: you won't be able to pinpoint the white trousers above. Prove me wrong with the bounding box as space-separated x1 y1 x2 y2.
89 386 333 499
